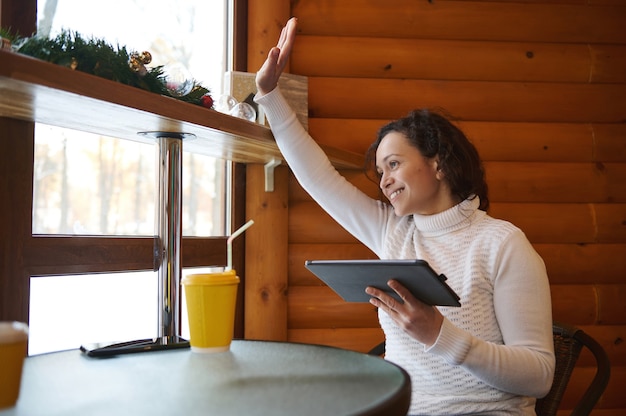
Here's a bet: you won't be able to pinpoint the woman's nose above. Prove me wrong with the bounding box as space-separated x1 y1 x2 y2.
380 173 391 189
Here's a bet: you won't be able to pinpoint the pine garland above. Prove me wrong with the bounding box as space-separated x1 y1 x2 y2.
1 28 211 107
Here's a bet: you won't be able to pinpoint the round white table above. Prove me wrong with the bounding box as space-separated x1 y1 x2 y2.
2 340 410 416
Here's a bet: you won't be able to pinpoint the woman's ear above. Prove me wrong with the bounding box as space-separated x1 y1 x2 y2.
434 159 444 180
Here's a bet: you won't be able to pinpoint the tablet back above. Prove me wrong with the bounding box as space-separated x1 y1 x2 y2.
305 259 461 306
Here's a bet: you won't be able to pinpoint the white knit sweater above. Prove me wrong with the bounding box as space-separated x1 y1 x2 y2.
256 88 555 415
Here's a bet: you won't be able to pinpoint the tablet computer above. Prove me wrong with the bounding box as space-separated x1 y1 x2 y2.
304 259 461 306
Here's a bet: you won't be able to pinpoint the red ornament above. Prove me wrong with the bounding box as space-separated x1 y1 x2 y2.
201 94 214 109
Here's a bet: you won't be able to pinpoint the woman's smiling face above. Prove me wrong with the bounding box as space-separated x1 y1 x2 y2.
376 132 456 216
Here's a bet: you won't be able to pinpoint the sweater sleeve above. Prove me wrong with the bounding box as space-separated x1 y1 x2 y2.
428 230 556 398
255 88 392 256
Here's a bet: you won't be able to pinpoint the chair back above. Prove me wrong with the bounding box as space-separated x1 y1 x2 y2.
535 322 611 416
368 321 611 416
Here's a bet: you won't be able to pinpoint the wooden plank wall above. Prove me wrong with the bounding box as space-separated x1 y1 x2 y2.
249 1 626 415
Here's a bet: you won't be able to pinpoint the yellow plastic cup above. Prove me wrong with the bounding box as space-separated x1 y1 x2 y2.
0 321 28 409
182 270 240 353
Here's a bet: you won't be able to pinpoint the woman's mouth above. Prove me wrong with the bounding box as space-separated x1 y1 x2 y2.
389 188 404 201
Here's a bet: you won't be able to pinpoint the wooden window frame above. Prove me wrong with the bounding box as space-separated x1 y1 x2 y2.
0 0 249 338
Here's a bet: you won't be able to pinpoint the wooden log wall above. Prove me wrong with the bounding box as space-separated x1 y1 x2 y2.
246 1 626 415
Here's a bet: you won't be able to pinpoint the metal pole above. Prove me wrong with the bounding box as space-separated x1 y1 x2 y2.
80 131 194 355
155 134 183 338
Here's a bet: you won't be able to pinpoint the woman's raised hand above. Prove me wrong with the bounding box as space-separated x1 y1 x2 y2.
255 17 298 96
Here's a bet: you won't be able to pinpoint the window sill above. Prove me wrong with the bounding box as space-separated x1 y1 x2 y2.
0 49 362 169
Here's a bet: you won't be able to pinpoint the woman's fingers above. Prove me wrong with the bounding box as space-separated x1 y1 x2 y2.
276 17 297 70
386 279 413 303
256 17 298 95
367 280 443 346
366 284 402 312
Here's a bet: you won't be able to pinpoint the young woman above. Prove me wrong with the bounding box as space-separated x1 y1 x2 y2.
255 18 555 415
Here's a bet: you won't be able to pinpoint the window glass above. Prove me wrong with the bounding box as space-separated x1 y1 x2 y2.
29 271 158 355
33 0 229 237
33 127 226 236
28 267 223 355
30 0 230 355
37 0 227 91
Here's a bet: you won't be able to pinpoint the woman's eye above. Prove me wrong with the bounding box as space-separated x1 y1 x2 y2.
389 161 399 169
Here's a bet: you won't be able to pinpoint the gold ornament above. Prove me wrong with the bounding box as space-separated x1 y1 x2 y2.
129 57 141 70
138 51 152 64
129 51 151 77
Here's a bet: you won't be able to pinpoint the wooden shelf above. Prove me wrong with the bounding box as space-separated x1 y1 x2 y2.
0 50 362 169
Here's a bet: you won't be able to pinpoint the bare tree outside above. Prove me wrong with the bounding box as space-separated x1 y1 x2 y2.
37 0 58 37
58 137 69 232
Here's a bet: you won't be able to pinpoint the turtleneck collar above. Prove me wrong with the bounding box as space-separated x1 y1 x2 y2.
411 197 483 235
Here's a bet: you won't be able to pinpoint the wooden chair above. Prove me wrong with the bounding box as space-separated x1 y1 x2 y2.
535 322 611 416
368 322 611 416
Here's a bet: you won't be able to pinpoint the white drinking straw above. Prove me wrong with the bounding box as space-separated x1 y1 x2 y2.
226 219 254 270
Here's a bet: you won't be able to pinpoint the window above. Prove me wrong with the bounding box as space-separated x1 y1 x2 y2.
29 0 231 355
